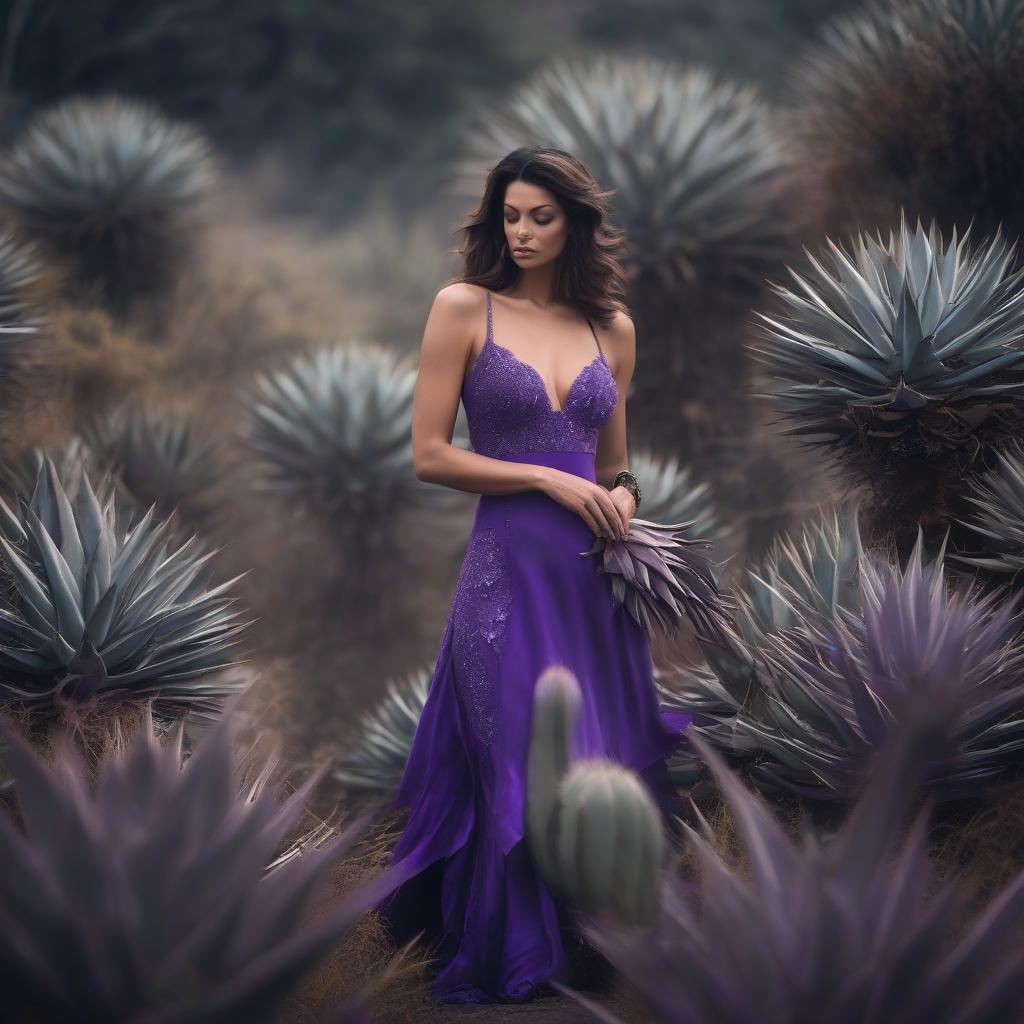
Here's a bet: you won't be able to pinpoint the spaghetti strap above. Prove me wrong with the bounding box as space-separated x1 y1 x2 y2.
484 287 603 366
586 317 605 361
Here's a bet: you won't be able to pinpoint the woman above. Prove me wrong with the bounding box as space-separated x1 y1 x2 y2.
374 145 693 1004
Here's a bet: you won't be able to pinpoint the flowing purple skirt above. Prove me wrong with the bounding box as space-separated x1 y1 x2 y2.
374 450 693 1003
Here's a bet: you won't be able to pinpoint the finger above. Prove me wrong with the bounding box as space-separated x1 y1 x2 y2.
610 503 626 536
579 505 602 537
596 491 623 539
606 493 628 536
589 498 616 541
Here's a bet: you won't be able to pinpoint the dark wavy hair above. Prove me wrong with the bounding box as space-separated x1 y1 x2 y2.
453 146 629 329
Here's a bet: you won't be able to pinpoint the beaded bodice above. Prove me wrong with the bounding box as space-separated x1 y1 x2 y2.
461 290 619 457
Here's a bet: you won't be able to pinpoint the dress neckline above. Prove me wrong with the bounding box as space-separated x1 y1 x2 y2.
475 289 609 415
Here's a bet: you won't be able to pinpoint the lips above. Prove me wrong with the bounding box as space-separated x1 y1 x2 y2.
514 247 535 254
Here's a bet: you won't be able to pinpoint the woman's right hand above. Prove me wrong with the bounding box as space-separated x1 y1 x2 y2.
537 467 626 541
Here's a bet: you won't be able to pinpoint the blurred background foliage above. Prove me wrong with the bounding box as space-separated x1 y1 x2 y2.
3 0 1024 1019
0 0 859 221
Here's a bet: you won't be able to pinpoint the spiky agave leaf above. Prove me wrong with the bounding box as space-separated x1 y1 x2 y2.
579 516 737 644
0 225 46 376
560 714 1024 1023
658 503 867 760
0 94 214 312
0 438 98 508
242 342 414 503
751 211 1024 471
791 0 1024 241
656 661 728 788
743 530 1024 801
77 403 222 524
0 453 253 724
239 342 457 569
458 54 791 295
953 438 1024 582
0 441 162 563
323 665 431 799
0 699 398 1023
626 448 734 559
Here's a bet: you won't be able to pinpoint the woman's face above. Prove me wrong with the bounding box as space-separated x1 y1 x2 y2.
502 180 568 269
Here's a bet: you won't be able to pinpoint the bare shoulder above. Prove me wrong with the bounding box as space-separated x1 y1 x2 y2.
598 308 636 369
607 309 635 343
422 283 485 371
433 281 486 318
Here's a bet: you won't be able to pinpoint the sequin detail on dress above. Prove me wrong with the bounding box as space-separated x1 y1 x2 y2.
461 290 619 458
451 522 512 747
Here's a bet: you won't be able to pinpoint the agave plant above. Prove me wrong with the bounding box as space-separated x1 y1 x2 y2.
0 438 94 508
0 94 214 314
953 438 1024 585
0 440 178 571
240 342 459 571
0 226 46 376
580 515 736 644
459 55 790 297
322 665 431 800
77 403 222 526
561 711 1024 1022
626 448 734 561
742 531 1024 801
657 503 867 762
791 0 1024 243
0 699 401 1023
751 212 1024 547
457 54 794 460
0 454 252 729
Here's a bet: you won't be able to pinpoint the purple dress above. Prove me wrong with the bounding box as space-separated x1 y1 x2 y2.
374 287 693 1003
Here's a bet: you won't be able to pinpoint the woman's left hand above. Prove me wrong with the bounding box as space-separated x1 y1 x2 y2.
607 484 636 539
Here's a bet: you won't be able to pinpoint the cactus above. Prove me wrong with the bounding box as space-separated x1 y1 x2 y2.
525 666 664 927
562 709 1024 1022
557 759 665 927
239 341 459 584
792 0 1024 242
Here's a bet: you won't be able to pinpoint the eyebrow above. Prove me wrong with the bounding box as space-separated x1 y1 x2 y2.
503 203 554 212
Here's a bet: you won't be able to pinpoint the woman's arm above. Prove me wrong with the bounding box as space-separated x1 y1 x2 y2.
594 309 638 495
412 282 549 495
411 282 625 539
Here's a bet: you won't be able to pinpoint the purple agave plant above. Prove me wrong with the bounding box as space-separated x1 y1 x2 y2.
0 698 403 1023
739 529 1024 800
557 712 1024 1022
579 515 737 646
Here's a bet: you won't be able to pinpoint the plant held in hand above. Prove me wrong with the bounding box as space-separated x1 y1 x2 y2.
579 515 736 646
